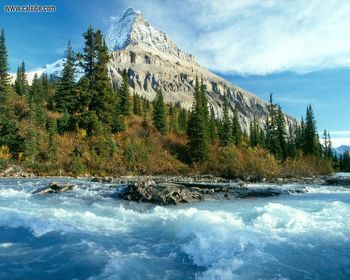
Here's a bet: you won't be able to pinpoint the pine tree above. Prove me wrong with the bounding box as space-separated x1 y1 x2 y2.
82 26 96 80
276 105 287 159
29 74 46 126
78 27 116 134
322 129 332 159
167 103 179 133
24 128 39 165
303 105 320 156
119 69 132 116
232 106 242 146
208 106 217 143
152 89 167 134
55 41 77 114
177 108 188 133
265 93 282 159
89 30 114 128
187 77 210 161
250 115 260 147
133 92 142 115
0 29 10 94
220 94 233 146
14 61 29 96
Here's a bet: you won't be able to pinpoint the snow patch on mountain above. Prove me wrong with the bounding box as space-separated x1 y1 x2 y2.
10 59 84 84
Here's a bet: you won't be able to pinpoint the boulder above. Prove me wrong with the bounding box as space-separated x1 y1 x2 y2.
32 182 75 194
121 179 202 205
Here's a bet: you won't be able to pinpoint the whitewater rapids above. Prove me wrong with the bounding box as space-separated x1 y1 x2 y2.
0 178 349 279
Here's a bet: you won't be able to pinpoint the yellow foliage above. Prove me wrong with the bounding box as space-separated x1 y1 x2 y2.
282 155 332 177
0 146 10 160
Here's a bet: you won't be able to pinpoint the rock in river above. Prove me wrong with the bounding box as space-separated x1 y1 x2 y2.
32 182 75 194
121 179 203 205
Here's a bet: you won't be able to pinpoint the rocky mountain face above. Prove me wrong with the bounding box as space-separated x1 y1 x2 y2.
105 8 294 131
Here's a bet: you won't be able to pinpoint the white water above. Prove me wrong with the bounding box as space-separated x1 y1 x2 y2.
0 178 350 279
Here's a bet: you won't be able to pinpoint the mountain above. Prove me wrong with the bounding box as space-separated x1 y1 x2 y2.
105 8 295 131
12 8 296 132
334 145 350 156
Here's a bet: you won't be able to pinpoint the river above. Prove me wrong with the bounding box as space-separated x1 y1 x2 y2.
0 177 350 279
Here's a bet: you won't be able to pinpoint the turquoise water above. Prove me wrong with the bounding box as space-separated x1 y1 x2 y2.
0 178 350 279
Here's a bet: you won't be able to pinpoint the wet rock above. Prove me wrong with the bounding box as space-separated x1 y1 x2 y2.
91 177 102 183
121 179 202 205
231 187 282 198
91 177 114 183
32 182 75 194
325 176 350 186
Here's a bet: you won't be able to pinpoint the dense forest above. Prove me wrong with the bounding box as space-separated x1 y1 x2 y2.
0 27 346 179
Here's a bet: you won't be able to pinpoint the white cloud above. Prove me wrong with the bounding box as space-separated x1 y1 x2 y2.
330 130 350 136
122 0 350 75
331 137 350 148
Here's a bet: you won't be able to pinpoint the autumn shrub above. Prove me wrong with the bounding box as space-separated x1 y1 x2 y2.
205 145 280 180
236 146 281 181
282 154 333 177
204 145 240 178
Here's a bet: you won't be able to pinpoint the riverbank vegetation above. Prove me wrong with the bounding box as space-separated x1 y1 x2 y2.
0 27 337 179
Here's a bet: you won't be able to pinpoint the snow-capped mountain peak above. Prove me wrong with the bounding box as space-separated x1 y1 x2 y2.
105 8 195 63
105 8 141 51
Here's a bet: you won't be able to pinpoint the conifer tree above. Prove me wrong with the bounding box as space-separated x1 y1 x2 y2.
177 108 188 133
89 30 114 129
82 26 96 80
232 107 242 146
55 41 77 114
276 105 287 159
0 29 10 94
119 69 132 116
167 103 179 133
322 129 332 159
29 74 46 126
250 116 260 147
208 106 217 143
133 92 142 115
187 77 210 161
220 94 233 146
303 105 320 156
79 27 116 134
265 93 282 159
14 62 29 96
152 89 167 134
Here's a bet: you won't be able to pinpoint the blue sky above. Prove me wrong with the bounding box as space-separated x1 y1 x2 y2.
1 0 350 146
